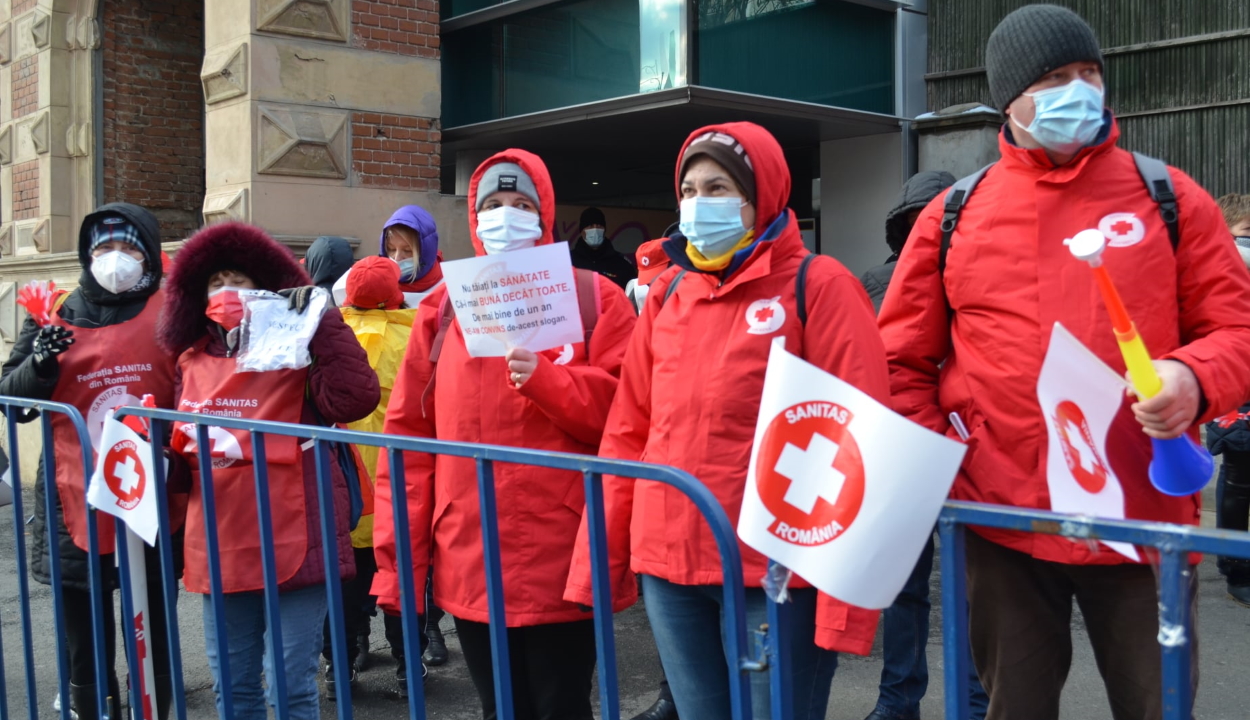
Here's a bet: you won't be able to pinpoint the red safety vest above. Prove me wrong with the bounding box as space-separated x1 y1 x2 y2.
49 290 176 554
172 339 309 593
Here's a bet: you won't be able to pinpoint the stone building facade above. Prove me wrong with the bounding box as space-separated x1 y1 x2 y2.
0 0 467 344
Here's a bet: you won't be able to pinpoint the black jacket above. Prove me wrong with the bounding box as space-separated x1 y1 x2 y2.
859 170 956 313
0 202 175 590
569 238 637 290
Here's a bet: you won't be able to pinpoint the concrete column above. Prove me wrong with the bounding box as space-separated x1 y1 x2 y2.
819 133 903 276
201 0 473 260
915 104 1002 179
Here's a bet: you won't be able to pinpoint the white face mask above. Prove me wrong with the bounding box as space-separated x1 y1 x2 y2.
477 206 543 254
91 250 145 294
1236 237 1250 268
583 228 606 248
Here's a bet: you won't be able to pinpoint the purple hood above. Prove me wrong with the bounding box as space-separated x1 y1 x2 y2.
380 205 440 282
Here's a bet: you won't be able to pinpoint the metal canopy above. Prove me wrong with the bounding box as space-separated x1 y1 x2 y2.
442 86 901 205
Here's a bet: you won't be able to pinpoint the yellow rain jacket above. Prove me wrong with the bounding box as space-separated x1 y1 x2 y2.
339 306 417 547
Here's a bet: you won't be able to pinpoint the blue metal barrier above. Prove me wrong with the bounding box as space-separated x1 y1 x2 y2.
938 501 1250 720
0 398 112 720
115 406 767 720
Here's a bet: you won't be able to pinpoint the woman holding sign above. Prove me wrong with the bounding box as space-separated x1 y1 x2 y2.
158 222 379 720
371 149 637 720
563 123 892 720
0 202 182 720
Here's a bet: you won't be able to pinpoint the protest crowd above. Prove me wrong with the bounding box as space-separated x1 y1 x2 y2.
5 5 1250 720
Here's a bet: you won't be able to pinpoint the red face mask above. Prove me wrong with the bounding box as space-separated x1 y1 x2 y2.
206 287 245 331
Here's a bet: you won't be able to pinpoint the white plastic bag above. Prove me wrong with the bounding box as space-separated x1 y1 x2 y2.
235 288 329 373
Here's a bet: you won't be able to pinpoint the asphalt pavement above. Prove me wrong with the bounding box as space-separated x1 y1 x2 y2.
1 485 1247 719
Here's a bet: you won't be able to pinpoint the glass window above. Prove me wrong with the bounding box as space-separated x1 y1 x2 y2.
640 0 687 92
443 0 505 21
443 0 645 126
696 0 895 114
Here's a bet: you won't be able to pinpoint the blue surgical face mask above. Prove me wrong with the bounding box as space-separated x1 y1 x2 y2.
679 197 748 257
1012 78 1105 154
583 228 606 248
395 258 416 282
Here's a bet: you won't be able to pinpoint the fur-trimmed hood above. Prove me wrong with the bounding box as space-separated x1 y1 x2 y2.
158 222 310 354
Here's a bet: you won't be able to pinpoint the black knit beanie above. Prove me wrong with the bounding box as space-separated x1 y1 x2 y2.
985 4 1104 113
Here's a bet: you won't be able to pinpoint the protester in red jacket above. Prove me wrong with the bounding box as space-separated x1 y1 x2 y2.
564 122 889 720
371 149 636 720
159 222 379 720
879 6 1250 719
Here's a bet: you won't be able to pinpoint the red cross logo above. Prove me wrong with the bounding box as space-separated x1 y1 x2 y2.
755 401 866 546
745 297 785 335
1097 213 1145 248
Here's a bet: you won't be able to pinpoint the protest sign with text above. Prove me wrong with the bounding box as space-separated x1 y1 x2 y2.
441 244 584 357
738 341 965 610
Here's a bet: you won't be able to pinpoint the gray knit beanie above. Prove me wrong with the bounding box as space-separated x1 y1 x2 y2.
475 162 541 212
985 4 1104 113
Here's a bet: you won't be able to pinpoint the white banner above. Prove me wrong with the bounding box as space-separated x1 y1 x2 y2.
122 527 159 719
738 341 966 610
1037 323 1139 561
88 409 160 546
440 244 583 357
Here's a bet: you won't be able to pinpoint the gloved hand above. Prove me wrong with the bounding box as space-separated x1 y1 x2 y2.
277 286 317 314
31 325 73 378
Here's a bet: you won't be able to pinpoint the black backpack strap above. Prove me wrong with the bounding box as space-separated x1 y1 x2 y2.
661 269 686 306
938 163 995 275
795 253 817 327
1132 151 1180 252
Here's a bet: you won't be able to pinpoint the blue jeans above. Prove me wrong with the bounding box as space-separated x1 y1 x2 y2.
875 533 988 720
641 574 837 720
201 585 328 720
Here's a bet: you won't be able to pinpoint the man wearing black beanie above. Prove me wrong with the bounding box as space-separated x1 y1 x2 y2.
569 206 637 290
879 5 1250 720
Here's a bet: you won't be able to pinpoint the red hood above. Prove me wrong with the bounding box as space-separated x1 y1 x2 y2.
673 122 792 238
467 149 557 257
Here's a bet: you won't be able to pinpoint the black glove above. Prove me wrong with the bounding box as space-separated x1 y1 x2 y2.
277 286 316 314
31 325 73 377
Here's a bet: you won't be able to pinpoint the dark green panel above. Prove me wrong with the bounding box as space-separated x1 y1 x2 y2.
1119 106 1250 199
697 1 895 114
443 0 505 21
442 0 641 127
442 23 500 127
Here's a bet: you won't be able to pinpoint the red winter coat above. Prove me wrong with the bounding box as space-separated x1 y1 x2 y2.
879 119 1250 565
173 310 379 593
371 149 637 626
563 122 889 655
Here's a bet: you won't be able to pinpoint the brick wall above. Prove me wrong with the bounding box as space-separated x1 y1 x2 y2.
13 161 39 221
352 113 441 190
352 0 440 59
12 56 38 119
101 0 205 241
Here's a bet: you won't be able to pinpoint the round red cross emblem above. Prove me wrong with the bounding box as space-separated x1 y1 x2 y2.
103 439 146 511
755 401 866 546
1052 400 1108 493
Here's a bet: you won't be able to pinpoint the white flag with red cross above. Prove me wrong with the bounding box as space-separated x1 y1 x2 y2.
87 404 160 546
737 341 966 610
1036 323 1139 561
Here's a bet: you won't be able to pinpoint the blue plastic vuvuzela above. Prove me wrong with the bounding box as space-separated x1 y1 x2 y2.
1148 435 1215 497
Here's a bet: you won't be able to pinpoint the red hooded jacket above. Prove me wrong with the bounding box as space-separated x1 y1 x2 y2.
879 120 1250 564
562 123 888 655
370 149 637 626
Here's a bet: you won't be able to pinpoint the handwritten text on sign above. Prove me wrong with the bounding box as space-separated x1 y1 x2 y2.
441 243 584 357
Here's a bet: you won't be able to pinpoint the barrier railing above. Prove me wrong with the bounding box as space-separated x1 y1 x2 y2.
8 396 1236 720
0 398 113 720
112 406 775 720
938 501 1250 720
